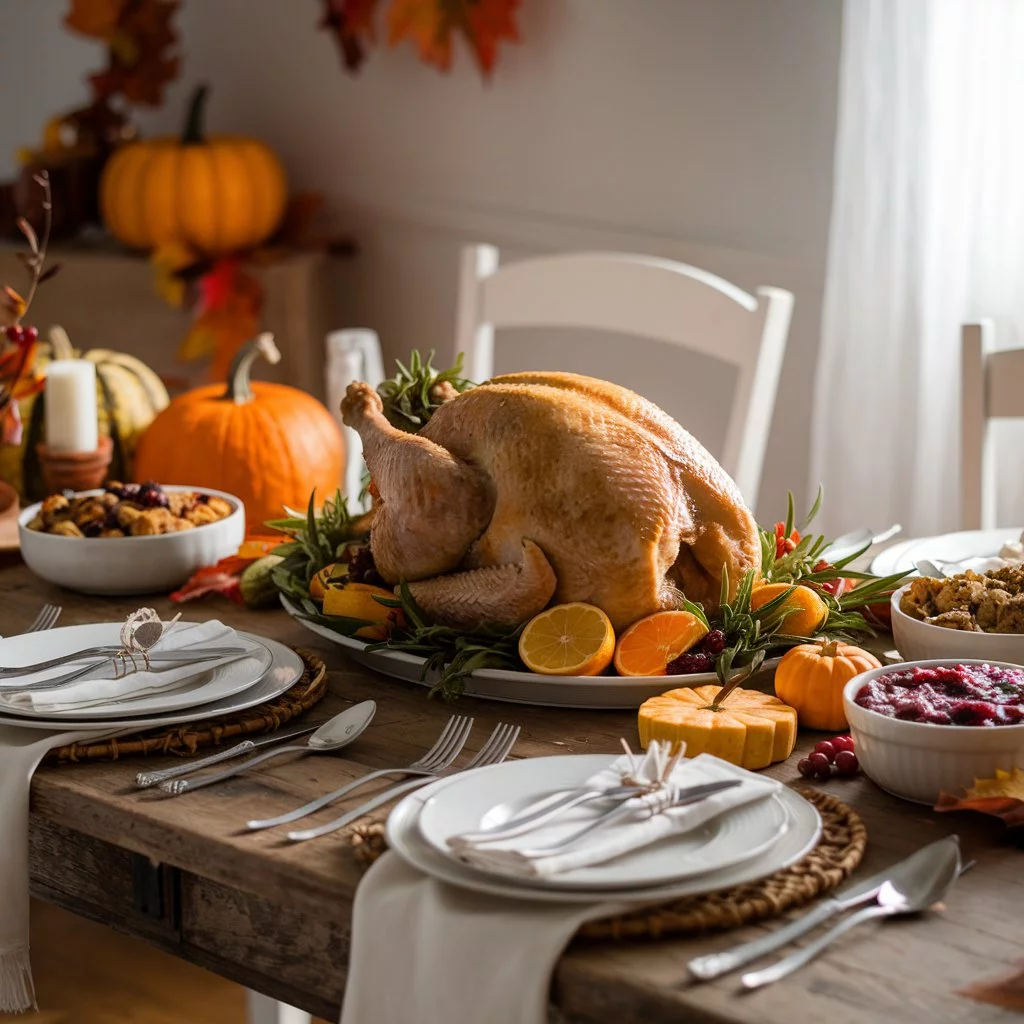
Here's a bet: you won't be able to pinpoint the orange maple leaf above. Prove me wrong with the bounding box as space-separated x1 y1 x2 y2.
321 0 381 71
387 0 520 76
934 767 1024 826
64 0 127 40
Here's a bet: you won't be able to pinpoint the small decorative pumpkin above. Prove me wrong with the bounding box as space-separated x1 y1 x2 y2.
774 639 882 731
133 333 344 528
100 85 287 255
0 327 169 501
638 684 798 771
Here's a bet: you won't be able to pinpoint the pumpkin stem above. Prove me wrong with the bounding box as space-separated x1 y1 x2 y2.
819 639 841 658
182 84 209 146
223 333 281 404
48 326 75 360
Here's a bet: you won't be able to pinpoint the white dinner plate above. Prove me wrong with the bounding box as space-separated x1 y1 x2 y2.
280 595 780 709
0 633 303 730
871 528 1024 577
416 755 789 890
386 756 822 904
0 622 273 720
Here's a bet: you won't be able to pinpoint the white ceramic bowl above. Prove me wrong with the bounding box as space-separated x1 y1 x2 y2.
843 659 1024 804
890 584 1024 663
18 486 245 596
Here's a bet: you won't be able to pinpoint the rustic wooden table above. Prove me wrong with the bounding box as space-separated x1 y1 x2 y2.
2 559 1021 1024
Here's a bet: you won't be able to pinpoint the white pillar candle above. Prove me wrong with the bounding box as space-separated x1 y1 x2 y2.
45 360 99 453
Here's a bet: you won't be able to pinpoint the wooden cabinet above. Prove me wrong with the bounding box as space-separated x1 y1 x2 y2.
0 243 348 398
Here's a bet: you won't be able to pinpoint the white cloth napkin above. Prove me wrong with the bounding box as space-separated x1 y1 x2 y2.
340 750 782 1024
340 852 626 1024
0 722 124 1011
3 620 246 713
448 752 779 879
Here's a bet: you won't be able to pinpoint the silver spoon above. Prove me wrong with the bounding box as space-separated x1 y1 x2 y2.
159 701 377 795
741 835 962 989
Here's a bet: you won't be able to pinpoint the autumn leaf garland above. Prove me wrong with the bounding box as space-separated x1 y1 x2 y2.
320 0 521 77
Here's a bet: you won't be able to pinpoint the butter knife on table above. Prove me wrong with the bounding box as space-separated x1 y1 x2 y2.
134 720 324 788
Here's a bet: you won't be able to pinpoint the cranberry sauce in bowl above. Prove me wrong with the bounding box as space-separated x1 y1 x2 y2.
855 663 1024 727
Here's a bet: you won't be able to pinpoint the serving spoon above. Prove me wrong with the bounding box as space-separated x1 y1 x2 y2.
741 835 962 989
159 700 377 795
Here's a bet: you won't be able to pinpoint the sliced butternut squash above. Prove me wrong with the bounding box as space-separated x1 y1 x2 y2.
637 685 798 770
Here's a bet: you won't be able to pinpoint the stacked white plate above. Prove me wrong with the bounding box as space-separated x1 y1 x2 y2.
0 621 304 732
385 755 822 903
871 526 1024 577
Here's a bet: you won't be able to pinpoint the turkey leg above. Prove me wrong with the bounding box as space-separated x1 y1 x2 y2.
341 382 493 581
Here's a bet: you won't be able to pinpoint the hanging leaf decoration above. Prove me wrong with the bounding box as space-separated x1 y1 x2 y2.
177 258 264 381
934 767 1024 827
959 961 1024 1012
64 0 181 107
320 0 520 77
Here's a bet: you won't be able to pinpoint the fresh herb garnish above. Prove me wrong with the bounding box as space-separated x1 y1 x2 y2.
377 349 475 431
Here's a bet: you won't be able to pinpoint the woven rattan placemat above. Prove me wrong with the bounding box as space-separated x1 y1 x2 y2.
349 786 866 941
45 648 327 764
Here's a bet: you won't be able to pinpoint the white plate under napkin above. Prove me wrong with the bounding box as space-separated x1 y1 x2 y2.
387 755 821 904
0 620 270 719
871 527 1024 577
424 753 786 889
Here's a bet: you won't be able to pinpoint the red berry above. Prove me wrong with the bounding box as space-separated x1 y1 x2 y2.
832 735 855 754
22 325 38 343
834 750 859 776
815 765 833 782
5 325 23 343
813 740 836 762
808 751 831 770
796 758 815 779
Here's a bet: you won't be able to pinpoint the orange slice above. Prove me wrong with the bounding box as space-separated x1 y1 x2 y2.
613 610 709 677
518 603 616 676
322 583 403 639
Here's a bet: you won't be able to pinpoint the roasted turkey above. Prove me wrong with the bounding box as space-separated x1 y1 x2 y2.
341 372 761 632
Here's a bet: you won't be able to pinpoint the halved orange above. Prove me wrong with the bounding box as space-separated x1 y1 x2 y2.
518 603 616 677
613 610 709 677
309 562 349 602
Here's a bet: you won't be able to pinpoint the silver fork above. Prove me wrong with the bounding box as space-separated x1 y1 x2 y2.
245 715 475 830
285 722 521 842
25 603 61 633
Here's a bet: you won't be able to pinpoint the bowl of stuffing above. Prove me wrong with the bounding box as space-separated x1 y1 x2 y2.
18 481 244 595
890 566 1024 663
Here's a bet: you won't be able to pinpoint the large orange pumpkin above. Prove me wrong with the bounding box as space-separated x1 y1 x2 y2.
100 85 287 255
133 333 344 527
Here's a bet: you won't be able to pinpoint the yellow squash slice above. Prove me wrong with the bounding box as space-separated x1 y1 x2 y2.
638 685 798 770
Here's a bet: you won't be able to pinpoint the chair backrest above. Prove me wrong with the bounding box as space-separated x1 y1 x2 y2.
455 245 794 510
960 320 1024 529
324 328 385 510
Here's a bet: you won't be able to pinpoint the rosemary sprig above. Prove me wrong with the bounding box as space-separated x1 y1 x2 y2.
368 583 523 700
377 350 476 431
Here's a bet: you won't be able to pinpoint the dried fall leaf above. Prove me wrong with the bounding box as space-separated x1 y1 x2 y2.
0 287 26 328
934 767 1024 827
151 242 198 308
64 0 126 40
320 0 381 71
387 0 520 76
959 960 1024 1011
0 403 23 446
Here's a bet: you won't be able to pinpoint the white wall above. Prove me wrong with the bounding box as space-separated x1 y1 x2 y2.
0 0 843 519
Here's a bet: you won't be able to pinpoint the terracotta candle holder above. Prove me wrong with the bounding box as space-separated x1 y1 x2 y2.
36 435 113 494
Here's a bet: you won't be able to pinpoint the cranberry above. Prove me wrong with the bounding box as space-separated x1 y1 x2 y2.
831 735 855 754
834 750 859 776
667 651 716 675
813 740 836 762
21 325 38 343
796 758 815 779
808 752 831 772
5 325 23 344
697 629 727 656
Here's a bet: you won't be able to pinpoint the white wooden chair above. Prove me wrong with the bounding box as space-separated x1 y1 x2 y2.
455 245 794 510
324 328 386 510
960 320 1024 529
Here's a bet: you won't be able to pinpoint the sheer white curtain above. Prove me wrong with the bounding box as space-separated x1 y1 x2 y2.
812 0 1024 536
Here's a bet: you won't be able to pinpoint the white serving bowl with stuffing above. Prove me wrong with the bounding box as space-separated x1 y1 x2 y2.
18 486 244 596
843 660 1024 804
890 584 1024 663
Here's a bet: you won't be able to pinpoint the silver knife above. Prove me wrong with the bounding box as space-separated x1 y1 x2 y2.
687 836 960 981
134 720 325 787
